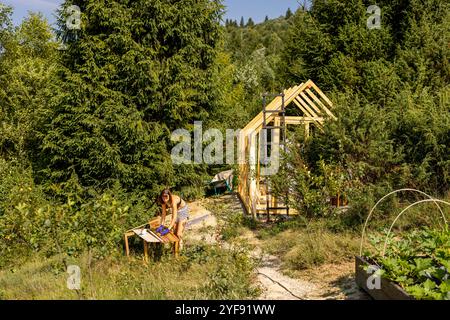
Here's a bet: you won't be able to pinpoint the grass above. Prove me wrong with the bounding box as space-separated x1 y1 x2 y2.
0 243 260 300
201 192 450 279
258 197 450 272
262 227 360 270
2 193 446 300
203 195 361 273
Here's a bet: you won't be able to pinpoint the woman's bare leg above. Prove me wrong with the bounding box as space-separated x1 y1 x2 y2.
175 220 187 250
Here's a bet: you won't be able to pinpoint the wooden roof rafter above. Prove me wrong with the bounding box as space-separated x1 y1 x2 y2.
292 98 324 131
242 80 335 135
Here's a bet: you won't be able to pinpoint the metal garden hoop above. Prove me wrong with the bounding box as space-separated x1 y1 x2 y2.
359 189 446 256
381 199 450 257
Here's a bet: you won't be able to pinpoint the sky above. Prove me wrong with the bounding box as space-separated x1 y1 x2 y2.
1 0 303 26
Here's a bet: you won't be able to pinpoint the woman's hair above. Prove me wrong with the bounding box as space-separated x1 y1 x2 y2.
157 188 173 205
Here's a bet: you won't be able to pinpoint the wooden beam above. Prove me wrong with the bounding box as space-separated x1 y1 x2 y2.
143 240 149 263
284 116 324 125
293 98 324 131
310 81 333 107
125 233 130 258
245 81 314 134
294 96 319 118
242 86 299 133
299 92 322 115
244 81 313 134
305 88 337 121
308 83 337 120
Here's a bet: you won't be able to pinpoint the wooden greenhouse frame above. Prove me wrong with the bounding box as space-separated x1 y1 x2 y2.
237 80 336 219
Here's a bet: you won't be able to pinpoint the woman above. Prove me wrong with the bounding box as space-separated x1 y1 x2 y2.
158 188 190 250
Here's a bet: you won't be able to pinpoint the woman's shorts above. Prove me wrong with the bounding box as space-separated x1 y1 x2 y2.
176 205 190 223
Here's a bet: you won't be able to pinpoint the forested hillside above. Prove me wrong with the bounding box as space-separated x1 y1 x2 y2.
222 0 449 219
0 0 448 300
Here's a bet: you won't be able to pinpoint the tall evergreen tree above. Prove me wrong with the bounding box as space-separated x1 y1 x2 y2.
41 0 224 197
240 16 245 27
247 17 255 27
285 8 293 19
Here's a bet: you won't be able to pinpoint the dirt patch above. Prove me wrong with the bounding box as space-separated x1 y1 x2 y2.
184 199 219 245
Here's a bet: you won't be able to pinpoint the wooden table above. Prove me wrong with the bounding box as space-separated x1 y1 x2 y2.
124 217 180 262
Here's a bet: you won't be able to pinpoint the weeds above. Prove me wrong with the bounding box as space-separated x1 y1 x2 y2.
0 243 259 300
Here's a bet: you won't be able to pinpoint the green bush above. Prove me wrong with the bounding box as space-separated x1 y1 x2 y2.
0 185 150 266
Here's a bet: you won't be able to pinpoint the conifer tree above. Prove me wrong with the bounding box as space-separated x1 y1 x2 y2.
240 16 245 27
41 0 224 196
285 8 293 19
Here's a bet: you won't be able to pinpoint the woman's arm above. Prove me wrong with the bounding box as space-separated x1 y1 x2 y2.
168 198 178 230
160 203 167 226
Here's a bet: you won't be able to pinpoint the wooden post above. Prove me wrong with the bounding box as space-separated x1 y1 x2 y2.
143 240 149 263
124 234 130 259
249 132 258 220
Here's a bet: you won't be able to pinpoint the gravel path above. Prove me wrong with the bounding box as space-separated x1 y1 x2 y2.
255 252 317 300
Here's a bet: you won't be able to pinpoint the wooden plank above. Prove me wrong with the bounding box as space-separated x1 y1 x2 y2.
124 234 130 258
149 217 161 229
299 92 322 115
243 83 306 134
244 80 334 135
304 88 337 121
284 116 324 125
256 131 260 186
143 240 149 263
309 81 333 107
255 209 299 216
164 232 179 243
294 100 323 131
174 241 180 258
242 86 297 133
292 98 324 131
308 83 337 120
251 81 317 134
294 96 319 118
292 99 314 120
134 229 161 243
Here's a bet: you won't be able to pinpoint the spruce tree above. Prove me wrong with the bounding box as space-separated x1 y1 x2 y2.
240 16 245 27
285 8 293 19
41 0 223 197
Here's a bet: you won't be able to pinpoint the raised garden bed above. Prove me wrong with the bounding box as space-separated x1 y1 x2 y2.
355 256 414 300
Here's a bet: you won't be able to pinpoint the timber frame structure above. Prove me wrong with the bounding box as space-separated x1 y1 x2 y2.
237 80 336 219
